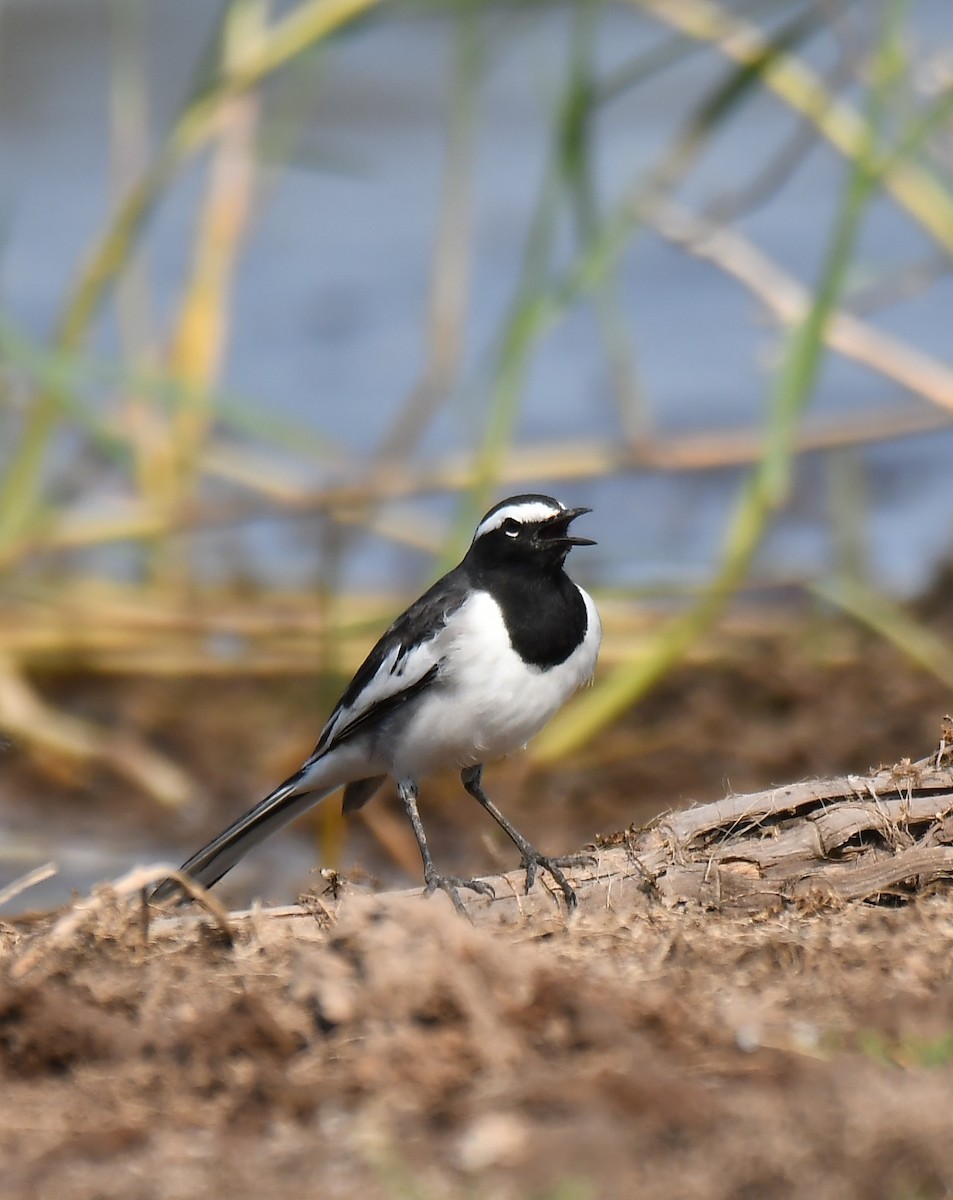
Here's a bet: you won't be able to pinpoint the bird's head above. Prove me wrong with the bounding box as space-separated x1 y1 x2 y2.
466 494 595 571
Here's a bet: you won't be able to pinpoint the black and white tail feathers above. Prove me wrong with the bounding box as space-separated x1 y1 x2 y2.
151 764 385 901
151 771 319 899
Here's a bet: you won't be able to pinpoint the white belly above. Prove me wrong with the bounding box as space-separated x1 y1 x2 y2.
391 587 601 778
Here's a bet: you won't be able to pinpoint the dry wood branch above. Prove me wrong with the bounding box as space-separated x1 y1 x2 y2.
137 751 953 941
638 755 953 910
14 753 951 971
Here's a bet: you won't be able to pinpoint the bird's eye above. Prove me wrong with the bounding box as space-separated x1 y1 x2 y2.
502 518 520 538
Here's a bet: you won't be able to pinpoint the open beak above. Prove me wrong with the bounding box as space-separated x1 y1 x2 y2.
537 506 596 547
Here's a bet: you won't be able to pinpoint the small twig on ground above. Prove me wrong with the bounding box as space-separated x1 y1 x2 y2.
10 863 233 979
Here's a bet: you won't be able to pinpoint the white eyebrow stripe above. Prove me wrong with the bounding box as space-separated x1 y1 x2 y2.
474 500 563 540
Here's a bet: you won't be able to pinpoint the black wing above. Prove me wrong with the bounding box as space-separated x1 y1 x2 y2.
306 566 472 760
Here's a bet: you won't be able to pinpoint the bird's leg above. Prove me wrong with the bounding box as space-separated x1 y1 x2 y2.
460 765 585 913
398 779 495 916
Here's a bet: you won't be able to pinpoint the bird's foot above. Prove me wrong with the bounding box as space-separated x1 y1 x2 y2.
422 870 496 917
520 851 594 913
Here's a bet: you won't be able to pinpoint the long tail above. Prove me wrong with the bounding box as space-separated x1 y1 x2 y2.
151 767 334 903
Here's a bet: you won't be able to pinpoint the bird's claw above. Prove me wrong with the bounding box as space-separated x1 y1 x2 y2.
520 852 583 913
422 872 496 916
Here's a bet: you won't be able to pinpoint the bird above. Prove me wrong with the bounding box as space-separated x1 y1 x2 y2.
152 494 601 914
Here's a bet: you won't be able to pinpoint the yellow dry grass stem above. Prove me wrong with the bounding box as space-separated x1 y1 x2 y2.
0 0 385 560
167 2 262 512
4 391 948 575
0 584 808 685
59 0 386 356
637 0 953 253
654 202 953 416
812 577 953 692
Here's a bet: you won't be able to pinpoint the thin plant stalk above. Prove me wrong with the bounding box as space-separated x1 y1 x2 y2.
638 0 953 252
562 0 647 438
109 0 161 503
812 576 953 692
533 1 903 760
447 0 839 566
0 0 383 560
167 0 263 522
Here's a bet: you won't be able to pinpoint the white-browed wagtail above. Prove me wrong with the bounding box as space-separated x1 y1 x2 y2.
152 494 601 912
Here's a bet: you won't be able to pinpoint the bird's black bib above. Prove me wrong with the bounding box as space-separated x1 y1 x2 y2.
472 565 589 669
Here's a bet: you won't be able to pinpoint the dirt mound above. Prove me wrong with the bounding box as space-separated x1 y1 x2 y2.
6 758 953 1200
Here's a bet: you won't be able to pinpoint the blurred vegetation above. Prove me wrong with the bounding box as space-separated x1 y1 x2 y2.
0 0 952 816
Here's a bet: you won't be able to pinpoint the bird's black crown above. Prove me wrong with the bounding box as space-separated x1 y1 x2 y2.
468 494 595 571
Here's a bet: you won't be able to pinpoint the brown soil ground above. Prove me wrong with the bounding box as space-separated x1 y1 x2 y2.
5 872 953 1199
1 576 953 1198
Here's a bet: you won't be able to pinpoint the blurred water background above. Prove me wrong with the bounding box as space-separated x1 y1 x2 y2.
1 0 952 910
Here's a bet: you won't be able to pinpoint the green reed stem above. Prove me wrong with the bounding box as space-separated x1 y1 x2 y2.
534 1 903 760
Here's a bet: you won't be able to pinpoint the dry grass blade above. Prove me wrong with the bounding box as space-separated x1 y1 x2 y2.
0 386 947 580
0 862 57 910
655 201 953 413
165 1 263 522
10 864 233 979
639 0 953 254
0 0 384 560
812 576 953 691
